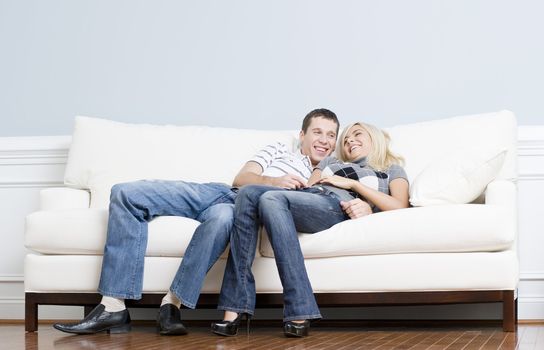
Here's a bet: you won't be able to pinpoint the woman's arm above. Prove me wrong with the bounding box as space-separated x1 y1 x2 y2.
318 176 409 211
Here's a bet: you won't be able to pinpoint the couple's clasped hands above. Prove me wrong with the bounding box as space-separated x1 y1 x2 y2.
318 175 373 219
273 174 372 219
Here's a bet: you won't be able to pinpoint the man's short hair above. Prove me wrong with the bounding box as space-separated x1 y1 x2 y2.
301 108 340 136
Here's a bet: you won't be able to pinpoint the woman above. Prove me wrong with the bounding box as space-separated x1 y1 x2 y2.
213 122 410 337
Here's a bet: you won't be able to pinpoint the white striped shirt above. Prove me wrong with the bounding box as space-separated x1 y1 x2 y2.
249 142 313 180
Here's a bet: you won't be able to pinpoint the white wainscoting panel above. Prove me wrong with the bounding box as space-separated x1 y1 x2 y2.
0 128 543 321
0 136 71 319
517 125 544 319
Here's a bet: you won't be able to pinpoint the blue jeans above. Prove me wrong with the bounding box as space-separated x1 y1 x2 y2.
217 185 348 321
98 180 236 309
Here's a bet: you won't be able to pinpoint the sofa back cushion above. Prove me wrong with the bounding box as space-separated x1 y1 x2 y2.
64 116 298 208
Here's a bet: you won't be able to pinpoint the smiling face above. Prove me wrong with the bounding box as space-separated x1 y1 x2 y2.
299 116 338 166
342 125 373 161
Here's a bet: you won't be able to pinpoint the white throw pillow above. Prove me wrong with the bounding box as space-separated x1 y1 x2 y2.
409 148 507 206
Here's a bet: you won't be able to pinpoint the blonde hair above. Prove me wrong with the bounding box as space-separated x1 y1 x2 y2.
336 122 404 171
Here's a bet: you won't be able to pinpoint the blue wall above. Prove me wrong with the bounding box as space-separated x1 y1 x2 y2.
1 0 542 136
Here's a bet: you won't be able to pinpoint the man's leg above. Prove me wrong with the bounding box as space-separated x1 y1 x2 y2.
258 190 347 322
217 185 283 316
98 180 232 299
170 202 235 308
53 180 232 335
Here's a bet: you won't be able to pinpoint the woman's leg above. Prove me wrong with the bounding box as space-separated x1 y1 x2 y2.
217 185 284 317
258 190 347 322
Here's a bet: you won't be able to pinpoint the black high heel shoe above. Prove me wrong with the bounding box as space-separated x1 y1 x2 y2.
284 320 310 337
211 313 251 336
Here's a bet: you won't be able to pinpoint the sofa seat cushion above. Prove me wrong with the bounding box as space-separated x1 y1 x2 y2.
26 204 514 258
25 209 203 257
260 204 515 258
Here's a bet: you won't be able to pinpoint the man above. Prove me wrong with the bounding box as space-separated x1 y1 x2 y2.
53 108 367 335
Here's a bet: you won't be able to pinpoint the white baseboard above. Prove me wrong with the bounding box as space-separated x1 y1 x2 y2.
518 298 544 319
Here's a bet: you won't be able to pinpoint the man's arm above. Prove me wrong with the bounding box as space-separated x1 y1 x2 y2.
233 161 307 189
307 169 322 187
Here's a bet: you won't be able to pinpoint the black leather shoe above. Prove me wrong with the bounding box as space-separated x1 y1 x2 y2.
157 304 187 336
211 313 251 337
53 304 131 334
284 320 310 337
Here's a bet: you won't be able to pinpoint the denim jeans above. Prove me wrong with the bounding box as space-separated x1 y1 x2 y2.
98 180 236 308
217 185 348 321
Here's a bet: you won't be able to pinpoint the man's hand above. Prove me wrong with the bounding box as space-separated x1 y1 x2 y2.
272 174 308 189
341 199 372 219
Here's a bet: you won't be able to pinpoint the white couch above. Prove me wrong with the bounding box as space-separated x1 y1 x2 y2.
24 111 519 332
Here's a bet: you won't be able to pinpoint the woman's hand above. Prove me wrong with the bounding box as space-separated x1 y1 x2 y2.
317 175 357 190
341 199 372 219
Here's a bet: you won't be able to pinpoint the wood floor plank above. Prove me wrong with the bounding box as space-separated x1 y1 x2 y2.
373 331 416 349
480 330 514 350
409 331 451 350
388 331 431 349
497 330 521 350
519 325 538 347
461 331 496 350
425 331 464 349
532 325 544 350
440 331 475 350
350 330 393 349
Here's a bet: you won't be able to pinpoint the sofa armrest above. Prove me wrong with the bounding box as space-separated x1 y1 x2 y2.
485 180 518 253
485 180 517 208
40 187 90 210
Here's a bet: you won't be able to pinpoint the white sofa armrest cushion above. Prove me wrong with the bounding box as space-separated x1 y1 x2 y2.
485 180 517 207
40 187 90 210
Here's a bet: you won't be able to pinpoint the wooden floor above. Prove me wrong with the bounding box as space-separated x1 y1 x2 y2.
1 323 543 350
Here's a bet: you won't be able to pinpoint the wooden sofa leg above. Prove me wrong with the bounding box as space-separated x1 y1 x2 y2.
25 293 38 332
502 290 516 332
